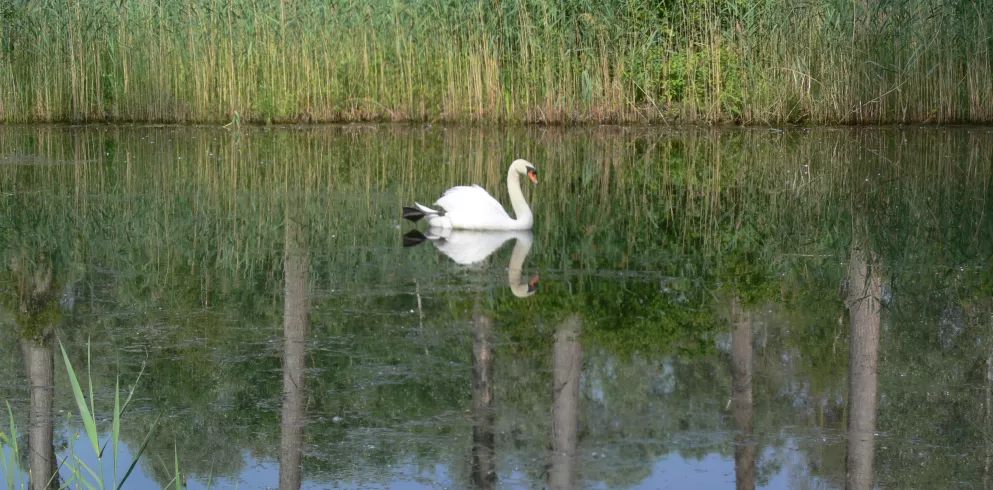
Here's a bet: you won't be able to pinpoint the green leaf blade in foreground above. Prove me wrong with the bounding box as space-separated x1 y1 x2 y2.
2 402 21 490
76 466 99 490
59 341 101 455
116 415 160 490
78 458 101 484
113 375 121 486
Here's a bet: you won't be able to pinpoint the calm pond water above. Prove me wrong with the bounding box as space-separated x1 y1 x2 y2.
1 125 992 489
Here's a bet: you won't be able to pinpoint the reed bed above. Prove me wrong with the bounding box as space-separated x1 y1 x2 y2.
0 0 990 124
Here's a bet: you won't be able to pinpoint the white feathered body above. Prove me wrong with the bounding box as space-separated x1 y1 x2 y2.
416 184 533 230
405 158 537 231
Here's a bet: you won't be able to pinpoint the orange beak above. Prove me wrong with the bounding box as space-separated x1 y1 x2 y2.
527 169 538 184
527 275 539 293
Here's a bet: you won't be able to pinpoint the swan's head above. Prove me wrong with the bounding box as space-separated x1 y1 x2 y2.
511 159 538 184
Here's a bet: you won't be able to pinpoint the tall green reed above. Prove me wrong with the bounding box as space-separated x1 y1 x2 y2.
0 0 989 124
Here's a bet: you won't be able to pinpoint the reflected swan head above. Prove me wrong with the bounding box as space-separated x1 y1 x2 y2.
403 228 537 297
510 272 539 298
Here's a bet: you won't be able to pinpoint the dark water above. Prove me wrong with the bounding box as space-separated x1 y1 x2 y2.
1 125 992 489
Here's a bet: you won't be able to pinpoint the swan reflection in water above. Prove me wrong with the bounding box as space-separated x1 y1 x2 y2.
403 228 539 297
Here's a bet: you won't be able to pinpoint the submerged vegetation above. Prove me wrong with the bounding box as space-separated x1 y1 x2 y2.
0 0 991 124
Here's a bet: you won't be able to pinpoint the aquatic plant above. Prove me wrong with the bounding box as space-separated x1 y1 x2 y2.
0 339 164 490
0 0 990 124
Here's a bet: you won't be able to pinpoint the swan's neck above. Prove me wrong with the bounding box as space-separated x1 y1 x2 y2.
507 170 533 229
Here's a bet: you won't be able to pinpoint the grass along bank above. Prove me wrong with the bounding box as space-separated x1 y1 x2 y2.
0 0 991 124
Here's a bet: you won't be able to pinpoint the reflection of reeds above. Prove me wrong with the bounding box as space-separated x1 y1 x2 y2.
0 0 990 124
0 126 990 289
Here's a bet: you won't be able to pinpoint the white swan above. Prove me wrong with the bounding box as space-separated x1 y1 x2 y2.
402 159 538 230
403 228 539 297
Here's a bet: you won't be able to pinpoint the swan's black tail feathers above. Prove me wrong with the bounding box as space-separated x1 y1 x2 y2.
402 206 425 222
402 230 428 248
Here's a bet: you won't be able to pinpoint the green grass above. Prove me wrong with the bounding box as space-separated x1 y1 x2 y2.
0 0 990 124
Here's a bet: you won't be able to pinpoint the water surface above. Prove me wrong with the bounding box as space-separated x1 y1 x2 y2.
1 125 992 489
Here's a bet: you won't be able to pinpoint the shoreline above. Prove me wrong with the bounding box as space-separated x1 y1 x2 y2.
3 121 993 130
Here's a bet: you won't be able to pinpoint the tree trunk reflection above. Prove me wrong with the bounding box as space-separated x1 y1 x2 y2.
731 298 756 490
471 310 496 490
846 241 882 490
279 213 309 490
549 315 582 490
13 251 59 490
21 328 59 490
